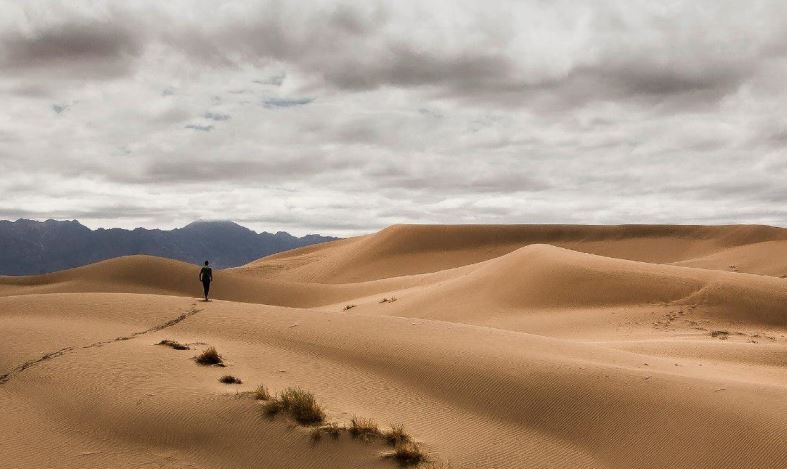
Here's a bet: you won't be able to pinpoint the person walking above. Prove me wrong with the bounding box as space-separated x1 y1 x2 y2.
199 260 213 301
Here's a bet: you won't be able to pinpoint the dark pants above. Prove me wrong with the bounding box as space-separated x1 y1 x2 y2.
202 280 211 298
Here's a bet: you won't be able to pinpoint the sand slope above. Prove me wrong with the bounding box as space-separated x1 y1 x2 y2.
237 224 787 281
3 224 787 469
0 254 433 308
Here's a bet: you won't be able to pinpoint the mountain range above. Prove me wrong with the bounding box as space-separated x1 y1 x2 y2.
0 219 338 275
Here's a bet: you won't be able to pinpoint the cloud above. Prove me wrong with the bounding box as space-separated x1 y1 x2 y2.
0 17 143 79
262 97 314 108
0 204 172 221
253 73 286 86
185 124 214 132
204 111 231 121
137 150 357 184
137 1 785 110
6 2 782 106
51 104 70 114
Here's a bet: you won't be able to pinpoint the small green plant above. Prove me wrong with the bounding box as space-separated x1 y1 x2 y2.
254 384 271 400
384 424 411 446
195 346 223 365
219 375 242 384
157 339 189 350
391 441 427 465
349 416 381 442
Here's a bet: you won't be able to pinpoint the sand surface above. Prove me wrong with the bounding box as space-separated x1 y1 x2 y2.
2 224 787 468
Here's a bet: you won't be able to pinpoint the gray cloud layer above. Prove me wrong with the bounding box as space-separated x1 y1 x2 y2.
1 16 142 79
1 1 787 235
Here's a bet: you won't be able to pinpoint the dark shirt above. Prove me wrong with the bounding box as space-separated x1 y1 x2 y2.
200 266 213 283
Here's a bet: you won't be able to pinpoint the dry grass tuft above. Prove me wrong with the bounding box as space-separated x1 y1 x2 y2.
324 422 342 439
280 388 325 425
195 346 224 365
262 399 283 417
270 387 325 425
349 416 381 441
391 442 428 465
254 384 271 400
383 424 412 446
219 375 242 384
157 339 190 350
310 422 343 442
379 297 398 303
343 304 356 311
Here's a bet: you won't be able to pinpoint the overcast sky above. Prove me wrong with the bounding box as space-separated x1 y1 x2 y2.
1 1 787 236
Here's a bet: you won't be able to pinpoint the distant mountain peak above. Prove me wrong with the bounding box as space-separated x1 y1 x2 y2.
180 220 255 236
0 219 338 275
184 219 239 227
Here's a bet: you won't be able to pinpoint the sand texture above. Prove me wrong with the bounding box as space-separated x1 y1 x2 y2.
2 224 787 468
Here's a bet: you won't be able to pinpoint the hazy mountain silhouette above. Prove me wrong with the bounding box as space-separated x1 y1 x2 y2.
0 219 338 275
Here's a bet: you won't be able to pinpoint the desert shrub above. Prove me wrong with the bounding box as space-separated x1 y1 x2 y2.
324 422 341 439
311 422 342 441
254 384 271 400
350 416 381 441
384 424 411 446
195 346 223 365
219 375 242 384
157 339 189 350
391 442 427 465
262 399 283 417
278 387 325 425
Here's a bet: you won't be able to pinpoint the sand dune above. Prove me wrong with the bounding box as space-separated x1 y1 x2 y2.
3 224 787 468
0 254 435 308
335 244 787 329
674 240 787 276
238 224 787 282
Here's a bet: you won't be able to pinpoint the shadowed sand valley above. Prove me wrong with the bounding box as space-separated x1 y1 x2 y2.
2 224 787 468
